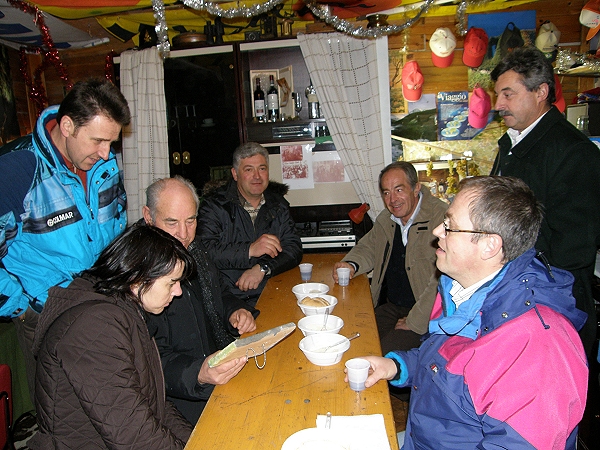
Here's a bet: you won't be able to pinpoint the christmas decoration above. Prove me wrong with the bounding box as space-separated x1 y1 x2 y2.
147 0 497 52
105 51 117 83
8 0 71 116
152 0 170 56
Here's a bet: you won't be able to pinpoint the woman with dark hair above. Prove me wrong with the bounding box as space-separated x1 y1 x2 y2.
30 224 196 450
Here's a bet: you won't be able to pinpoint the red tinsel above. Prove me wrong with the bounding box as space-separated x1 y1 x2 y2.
8 0 72 117
105 51 116 83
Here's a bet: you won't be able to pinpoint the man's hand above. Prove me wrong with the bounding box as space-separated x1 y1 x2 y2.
249 234 282 259
197 354 247 385
332 261 355 284
394 317 410 331
235 265 264 291
343 356 397 389
229 308 256 335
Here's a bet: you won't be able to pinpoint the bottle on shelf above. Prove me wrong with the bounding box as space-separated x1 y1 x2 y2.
254 77 266 123
577 115 591 136
305 79 320 119
267 75 279 122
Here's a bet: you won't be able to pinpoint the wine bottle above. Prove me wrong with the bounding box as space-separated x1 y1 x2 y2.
254 77 265 123
267 75 279 122
305 79 320 119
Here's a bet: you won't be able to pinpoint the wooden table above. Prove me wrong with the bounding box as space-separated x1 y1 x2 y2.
185 253 399 450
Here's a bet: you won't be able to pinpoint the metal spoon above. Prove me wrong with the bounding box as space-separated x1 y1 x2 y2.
320 308 330 331
315 332 360 353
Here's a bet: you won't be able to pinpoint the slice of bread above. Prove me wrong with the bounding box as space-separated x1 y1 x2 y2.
300 296 330 307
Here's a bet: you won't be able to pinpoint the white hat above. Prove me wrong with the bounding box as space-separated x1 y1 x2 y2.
535 22 561 53
429 27 456 68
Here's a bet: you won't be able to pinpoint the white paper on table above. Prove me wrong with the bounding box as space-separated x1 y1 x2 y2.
315 414 392 450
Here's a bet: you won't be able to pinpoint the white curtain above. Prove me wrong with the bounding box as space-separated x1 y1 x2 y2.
298 33 391 218
119 47 170 224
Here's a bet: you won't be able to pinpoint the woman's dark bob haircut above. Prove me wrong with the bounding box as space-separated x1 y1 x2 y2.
84 223 195 306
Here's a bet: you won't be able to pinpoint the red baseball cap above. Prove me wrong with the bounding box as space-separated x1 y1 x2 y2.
402 61 424 102
553 74 566 113
468 86 491 129
463 27 489 68
580 0 600 41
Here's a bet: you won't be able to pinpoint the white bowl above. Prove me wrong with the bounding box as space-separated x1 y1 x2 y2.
292 283 330 301
298 315 344 336
299 333 350 366
297 294 338 316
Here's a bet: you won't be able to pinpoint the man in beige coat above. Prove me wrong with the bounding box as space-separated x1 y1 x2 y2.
333 162 447 354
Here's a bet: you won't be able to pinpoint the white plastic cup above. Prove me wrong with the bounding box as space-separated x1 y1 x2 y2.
345 358 370 392
337 267 350 286
299 263 313 281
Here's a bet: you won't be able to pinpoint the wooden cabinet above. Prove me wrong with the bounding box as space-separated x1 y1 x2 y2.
164 38 319 192
164 45 241 191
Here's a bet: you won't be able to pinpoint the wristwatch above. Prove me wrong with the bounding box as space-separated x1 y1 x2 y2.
259 263 272 277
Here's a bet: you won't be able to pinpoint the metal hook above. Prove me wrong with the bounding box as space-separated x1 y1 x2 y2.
246 344 267 369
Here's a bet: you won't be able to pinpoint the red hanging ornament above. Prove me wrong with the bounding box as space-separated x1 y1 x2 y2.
8 0 72 117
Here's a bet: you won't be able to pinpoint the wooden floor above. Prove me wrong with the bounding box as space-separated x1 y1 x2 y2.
390 395 408 433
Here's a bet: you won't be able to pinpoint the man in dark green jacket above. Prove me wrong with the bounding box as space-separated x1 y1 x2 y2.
491 46 600 357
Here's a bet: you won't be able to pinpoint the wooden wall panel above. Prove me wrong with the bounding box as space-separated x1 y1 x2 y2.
388 0 590 107
3 0 593 136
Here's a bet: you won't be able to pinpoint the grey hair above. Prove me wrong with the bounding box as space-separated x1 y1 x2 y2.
232 142 269 171
458 176 543 262
145 176 200 221
378 161 419 192
490 46 556 106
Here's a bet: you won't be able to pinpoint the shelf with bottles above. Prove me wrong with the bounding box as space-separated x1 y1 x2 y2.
240 39 319 126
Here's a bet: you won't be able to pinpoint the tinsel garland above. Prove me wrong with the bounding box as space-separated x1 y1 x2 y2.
152 0 170 55
105 51 116 83
183 0 287 19
150 0 494 45
303 0 435 38
8 0 71 116
455 1 468 36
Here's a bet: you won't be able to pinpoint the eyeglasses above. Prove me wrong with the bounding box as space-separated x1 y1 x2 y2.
442 218 493 235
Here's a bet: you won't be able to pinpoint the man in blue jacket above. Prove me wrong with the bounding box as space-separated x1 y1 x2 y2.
350 176 588 449
0 79 131 402
197 142 302 306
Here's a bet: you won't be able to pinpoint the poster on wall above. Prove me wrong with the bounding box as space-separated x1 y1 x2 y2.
280 144 349 190
312 151 349 183
466 10 536 89
281 144 313 190
437 91 469 140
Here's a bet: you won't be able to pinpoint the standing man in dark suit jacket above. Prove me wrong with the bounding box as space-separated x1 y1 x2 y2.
490 46 600 356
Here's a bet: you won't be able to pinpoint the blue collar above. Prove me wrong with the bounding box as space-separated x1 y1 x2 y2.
429 263 510 339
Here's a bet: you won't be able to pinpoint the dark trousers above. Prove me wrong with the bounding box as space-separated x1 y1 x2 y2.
12 307 39 406
571 266 597 359
375 303 423 356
